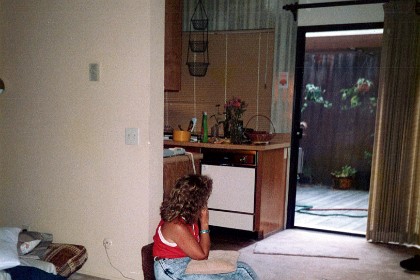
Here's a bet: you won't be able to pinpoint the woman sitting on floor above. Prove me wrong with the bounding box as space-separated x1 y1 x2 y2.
153 174 258 279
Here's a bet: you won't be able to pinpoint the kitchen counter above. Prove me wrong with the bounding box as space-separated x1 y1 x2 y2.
164 133 291 239
163 152 203 164
164 133 290 151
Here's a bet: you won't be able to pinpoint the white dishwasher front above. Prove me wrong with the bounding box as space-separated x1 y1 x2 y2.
201 164 256 231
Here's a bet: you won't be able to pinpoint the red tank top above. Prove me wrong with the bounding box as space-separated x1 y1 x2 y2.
153 219 200 258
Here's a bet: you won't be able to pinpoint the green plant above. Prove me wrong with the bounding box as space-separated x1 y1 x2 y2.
331 165 357 178
210 104 224 126
364 150 373 165
301 84 332 112
340 78 376 113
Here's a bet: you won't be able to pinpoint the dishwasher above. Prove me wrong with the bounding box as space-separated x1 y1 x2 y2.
200 149 256 231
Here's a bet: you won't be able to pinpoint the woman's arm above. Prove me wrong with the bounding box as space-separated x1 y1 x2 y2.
161 209 211 260
198 208 211 257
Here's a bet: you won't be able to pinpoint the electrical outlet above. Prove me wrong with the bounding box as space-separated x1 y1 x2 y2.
103 238 112 249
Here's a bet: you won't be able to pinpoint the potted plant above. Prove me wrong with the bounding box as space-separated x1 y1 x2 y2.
331 165 357 190
340 78 376 113
210 104 224 137
301 83 333 112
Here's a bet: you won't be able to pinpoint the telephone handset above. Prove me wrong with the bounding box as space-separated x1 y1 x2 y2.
163 147 186 157
169 147 186 155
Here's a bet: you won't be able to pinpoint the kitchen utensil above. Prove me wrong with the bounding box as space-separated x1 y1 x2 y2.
191 117 197 132
187 120 194 132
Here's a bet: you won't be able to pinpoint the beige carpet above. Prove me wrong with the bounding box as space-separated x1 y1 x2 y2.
68 273 107 280
70 229 420 280
253 229 362 260
237 229 420 280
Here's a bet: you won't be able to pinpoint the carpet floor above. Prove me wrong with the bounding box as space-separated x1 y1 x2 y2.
68 273 107 280
71 228 420 280
234 229 420 280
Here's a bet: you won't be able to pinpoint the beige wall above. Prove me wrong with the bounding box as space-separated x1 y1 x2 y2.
0 1 164 279
165 31 275 135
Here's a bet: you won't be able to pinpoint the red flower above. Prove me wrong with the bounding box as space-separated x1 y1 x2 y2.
356 78 373 94
225 97 247 120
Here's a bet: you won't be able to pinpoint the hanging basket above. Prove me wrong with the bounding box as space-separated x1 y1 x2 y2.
186 0 209 77
187 62 209 77
191 19 208 30
190 0 208 30
189 40 208 52
244 115 276 144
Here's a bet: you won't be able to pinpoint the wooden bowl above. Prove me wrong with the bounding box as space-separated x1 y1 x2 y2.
173 130 191 142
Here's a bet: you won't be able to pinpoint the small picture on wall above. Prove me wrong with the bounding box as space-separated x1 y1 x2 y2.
279 72 289 89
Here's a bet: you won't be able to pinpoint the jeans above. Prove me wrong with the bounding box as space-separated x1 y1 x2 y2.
154 257 259 280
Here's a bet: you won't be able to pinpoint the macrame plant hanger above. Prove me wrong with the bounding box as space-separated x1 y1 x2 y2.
186 0 209 77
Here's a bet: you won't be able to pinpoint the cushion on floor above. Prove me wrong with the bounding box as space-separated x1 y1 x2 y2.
43 243 88 278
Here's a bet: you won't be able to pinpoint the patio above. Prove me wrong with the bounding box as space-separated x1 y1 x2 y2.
294 184 369 235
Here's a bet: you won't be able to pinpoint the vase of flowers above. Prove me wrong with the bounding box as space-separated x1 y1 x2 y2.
224 97 247 144
229 119 244 144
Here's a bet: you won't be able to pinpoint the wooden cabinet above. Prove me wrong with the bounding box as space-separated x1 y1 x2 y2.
163 153 202 199
164 140 290 239
164 0 182 91
254 148 288 238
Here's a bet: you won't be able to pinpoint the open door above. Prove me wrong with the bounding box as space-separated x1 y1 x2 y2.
287 23 383 235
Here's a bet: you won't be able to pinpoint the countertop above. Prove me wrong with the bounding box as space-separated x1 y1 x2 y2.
163 152 203 163
164 133 291 151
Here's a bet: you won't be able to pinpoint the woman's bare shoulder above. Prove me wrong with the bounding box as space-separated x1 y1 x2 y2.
161 220 190 241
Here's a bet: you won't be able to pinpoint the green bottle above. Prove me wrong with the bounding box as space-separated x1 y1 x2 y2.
202 112 208 143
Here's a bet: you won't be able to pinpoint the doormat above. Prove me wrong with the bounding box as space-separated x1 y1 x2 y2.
296 204 368 218
253 229 364 260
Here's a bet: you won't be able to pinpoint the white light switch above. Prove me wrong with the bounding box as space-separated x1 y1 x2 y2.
125 128 139 145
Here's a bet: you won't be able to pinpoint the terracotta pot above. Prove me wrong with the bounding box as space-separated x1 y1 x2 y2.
332 176 354 190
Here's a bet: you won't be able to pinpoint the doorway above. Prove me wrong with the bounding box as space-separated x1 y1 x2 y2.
287 23 383 235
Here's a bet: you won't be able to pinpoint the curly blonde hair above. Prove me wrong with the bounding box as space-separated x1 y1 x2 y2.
160 174 213 224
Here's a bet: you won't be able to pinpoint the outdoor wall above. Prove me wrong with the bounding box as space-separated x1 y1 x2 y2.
0 1 164 279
